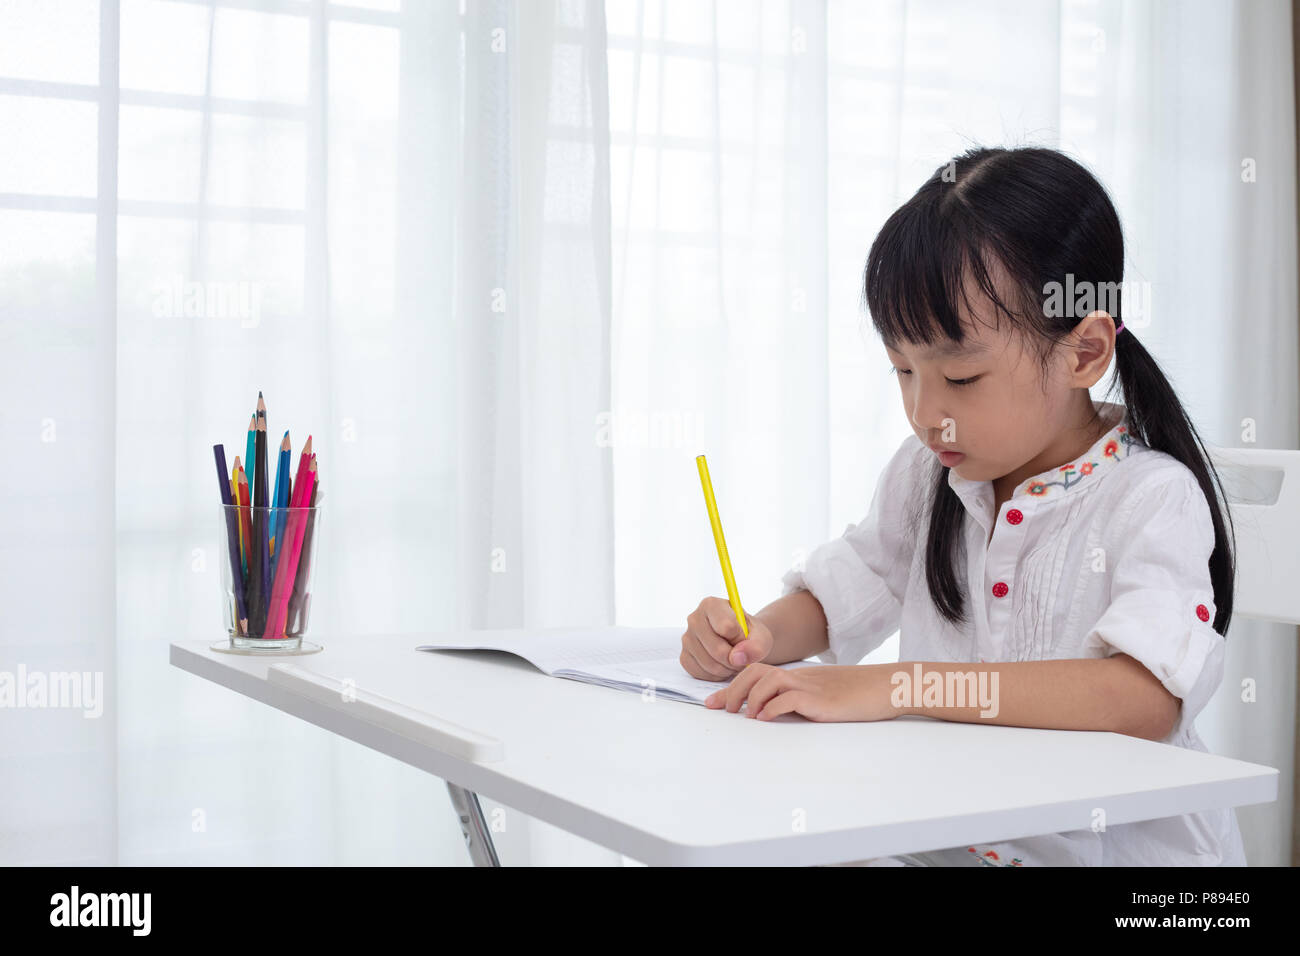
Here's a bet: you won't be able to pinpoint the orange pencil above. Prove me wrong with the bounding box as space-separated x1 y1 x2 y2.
230 465 244 575
235 461 253 582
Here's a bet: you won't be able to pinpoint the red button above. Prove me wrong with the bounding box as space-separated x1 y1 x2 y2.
1006 508 1023 525
1196 604 1210 622
992 582 1009 598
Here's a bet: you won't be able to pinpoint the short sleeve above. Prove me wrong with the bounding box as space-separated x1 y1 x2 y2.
1081 471 1227 743
780 433 929 665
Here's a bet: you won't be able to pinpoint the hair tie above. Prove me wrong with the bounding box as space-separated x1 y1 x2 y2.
1115 322 1126 335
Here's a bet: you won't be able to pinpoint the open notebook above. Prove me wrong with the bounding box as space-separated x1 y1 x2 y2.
416 627 819 705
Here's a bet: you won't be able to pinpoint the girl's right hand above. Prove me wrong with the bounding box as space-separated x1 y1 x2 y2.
680 596 775 681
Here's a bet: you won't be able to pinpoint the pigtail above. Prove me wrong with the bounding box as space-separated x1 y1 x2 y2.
1111 329 1237 635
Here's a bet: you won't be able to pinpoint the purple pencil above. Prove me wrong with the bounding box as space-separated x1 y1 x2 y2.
212 443 248 634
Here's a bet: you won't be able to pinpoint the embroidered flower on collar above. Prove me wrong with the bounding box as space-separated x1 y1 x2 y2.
944 405 1142 508
1016 421 1138 500
967 846 1024 866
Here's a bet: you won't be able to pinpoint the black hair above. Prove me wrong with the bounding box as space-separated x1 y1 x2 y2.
863 145 1235 636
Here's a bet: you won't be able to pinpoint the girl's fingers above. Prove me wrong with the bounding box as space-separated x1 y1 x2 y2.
716 606 773 666
707 662 771 712
728 637 760 668
688 605 747 670
703 597 749 646
755 689 808 721
743 668 795 717
681 636 737 680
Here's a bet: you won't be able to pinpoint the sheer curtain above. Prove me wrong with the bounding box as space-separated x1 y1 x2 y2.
3 0 618 865
3 0 1294 867
608 0 1296 866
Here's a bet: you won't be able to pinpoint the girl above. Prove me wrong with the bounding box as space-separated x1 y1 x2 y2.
681 146 1245 867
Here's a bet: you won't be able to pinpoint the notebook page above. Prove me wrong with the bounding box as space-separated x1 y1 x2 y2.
568 657 821 705
416 626 686 674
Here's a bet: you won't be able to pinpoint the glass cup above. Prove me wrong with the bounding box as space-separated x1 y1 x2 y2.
219 502 322 651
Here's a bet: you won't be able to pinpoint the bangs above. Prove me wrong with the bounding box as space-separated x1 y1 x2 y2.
864 192 1036 351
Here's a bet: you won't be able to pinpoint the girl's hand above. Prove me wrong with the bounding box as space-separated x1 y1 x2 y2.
680 596 774 681
704 662 902 722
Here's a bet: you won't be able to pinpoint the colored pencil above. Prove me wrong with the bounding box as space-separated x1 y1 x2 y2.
293 434 313 494
244 414 256 493
272 433 312 627
278 435 292 537
270 430 290 561
263 454 308 639
269 444 282 559
235 462 253 589
215 401 320 641
278 434 312 628
287 478 319 635
264 455 316 638
275 439 291 598
242 413 254 574
213 444 248 635
696 454 748 638
250 394 270 635
231 459 246 576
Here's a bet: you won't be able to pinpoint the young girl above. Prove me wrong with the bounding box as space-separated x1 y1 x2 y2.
682 145 1245 867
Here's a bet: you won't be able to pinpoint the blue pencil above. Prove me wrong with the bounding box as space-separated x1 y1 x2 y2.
244 413 256 495
278 445 291 518
270 433 290 588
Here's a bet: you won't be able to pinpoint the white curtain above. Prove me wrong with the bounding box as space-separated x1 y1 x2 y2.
2 0 619 866
3 0 1294 866
606 0 1296 866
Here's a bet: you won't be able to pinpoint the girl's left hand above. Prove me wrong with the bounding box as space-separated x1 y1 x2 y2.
703 663 903 722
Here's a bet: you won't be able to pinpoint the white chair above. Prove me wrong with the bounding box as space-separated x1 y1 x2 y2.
1207 445 1300 626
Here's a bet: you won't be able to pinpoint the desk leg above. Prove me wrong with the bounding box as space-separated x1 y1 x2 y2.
446 782 501 866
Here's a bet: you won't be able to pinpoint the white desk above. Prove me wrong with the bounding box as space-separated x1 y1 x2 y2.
170 633 1278 866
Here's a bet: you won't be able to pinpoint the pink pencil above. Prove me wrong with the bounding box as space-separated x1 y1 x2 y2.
264 455 316 638
263 452 311 638
262 434 313 634
262 494 297 637
289 435 312 506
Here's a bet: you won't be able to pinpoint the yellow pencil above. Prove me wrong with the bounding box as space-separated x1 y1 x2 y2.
696 454 748 638
231 462 244 574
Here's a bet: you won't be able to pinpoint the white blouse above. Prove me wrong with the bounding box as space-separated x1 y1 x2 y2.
781 400 1246 866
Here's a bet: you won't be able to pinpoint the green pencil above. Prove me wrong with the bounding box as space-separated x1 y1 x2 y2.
244 412 256 499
